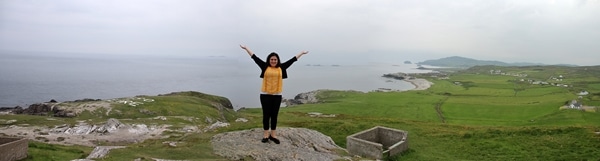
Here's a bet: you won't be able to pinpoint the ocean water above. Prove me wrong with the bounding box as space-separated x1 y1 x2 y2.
0 53 433 110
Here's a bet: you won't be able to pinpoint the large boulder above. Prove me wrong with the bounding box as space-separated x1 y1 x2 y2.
0 106 22 113
13 103 52 115
211 127 348 161
52 105 77 117
284 90 322 106
9 103 76 117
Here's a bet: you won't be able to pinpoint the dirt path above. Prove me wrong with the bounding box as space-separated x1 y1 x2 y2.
435 97 449 123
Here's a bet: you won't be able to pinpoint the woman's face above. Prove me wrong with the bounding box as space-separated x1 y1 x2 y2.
269 56 278 67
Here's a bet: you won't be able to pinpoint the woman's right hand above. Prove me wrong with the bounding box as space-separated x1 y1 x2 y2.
240 45 253 56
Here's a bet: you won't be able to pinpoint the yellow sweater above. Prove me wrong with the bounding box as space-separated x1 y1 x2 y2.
261 67 283 94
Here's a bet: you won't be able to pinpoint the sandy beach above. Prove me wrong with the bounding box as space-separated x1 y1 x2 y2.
404 78 434 90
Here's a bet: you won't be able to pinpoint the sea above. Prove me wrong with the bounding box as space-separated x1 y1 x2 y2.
0 52 435 110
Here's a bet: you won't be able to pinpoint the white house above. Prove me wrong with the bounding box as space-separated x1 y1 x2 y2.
578 90 589 96
569 100 582 109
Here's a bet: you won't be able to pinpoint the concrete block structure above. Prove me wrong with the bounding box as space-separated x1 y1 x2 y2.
0 137 28 161
346 126 408 159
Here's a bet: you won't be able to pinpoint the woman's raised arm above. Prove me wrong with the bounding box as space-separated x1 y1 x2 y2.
295 51 309 60
240 45 254 57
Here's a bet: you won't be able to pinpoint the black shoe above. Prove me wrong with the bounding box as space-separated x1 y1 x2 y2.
268 136 280 144
261 138 269 143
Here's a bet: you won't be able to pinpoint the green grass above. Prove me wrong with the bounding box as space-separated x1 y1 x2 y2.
97 133 224 161
0 115 74 127
588 83 600 90
239 106 600 160
286 91 443 121
532 109 600 126
22 142 92 161
264 66 600 160
8 65 600 160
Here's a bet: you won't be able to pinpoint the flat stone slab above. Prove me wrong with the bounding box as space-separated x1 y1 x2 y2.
211 127 348 161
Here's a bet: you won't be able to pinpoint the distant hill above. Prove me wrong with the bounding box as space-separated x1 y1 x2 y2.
418 56 574 68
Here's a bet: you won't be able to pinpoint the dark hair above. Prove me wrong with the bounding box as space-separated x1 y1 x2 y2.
266 52 281 67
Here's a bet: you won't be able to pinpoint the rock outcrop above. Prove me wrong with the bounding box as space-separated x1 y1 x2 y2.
13 103 52 115
1 118 170 146
10 103 77 117
0 106 22 113
284 90 322 106
382 72 407 80
211 127 348 161
85 146 126 159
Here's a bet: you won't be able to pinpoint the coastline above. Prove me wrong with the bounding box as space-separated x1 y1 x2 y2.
284 78 433 106
404 78 433 90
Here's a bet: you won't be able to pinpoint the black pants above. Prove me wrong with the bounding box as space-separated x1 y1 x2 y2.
260 94 282 130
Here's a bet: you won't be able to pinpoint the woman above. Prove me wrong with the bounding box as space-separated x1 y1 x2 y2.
240 45 308 144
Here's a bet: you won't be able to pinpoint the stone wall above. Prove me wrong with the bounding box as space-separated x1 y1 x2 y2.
346 126 408 159
0 137 28 161
347 134 383 159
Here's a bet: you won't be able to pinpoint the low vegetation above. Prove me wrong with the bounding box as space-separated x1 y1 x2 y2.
3 66 599 160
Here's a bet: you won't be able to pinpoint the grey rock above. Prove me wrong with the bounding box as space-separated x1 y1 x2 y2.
154 116 167 121
64 124 95 135
382 72 407 80
163 141 178 147
86 146 126 159
10 103 77 117
128 124 151 135
53 105 78 117
103 118 125 133
203 121 229 132
211 127 347 161
0 106 22 113
51 118 153 136
235 118 248 122
205 116 213 123
6 120 17 124
308 112 336 118
285 90 323 106
181 126 198 132
14 103 51 115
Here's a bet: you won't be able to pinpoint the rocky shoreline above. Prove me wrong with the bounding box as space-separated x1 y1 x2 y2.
1 73 434 110
282 77 433 106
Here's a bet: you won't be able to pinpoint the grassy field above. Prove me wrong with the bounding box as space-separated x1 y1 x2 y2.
24 142 90 161
255 89 599 160
5 66 600 160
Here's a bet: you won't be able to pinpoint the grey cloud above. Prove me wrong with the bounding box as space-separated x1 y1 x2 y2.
1 0 599 65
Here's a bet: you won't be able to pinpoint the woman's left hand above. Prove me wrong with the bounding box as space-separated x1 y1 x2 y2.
296 51 309 59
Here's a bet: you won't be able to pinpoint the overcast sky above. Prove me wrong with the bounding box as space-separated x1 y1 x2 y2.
1 0 599 65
